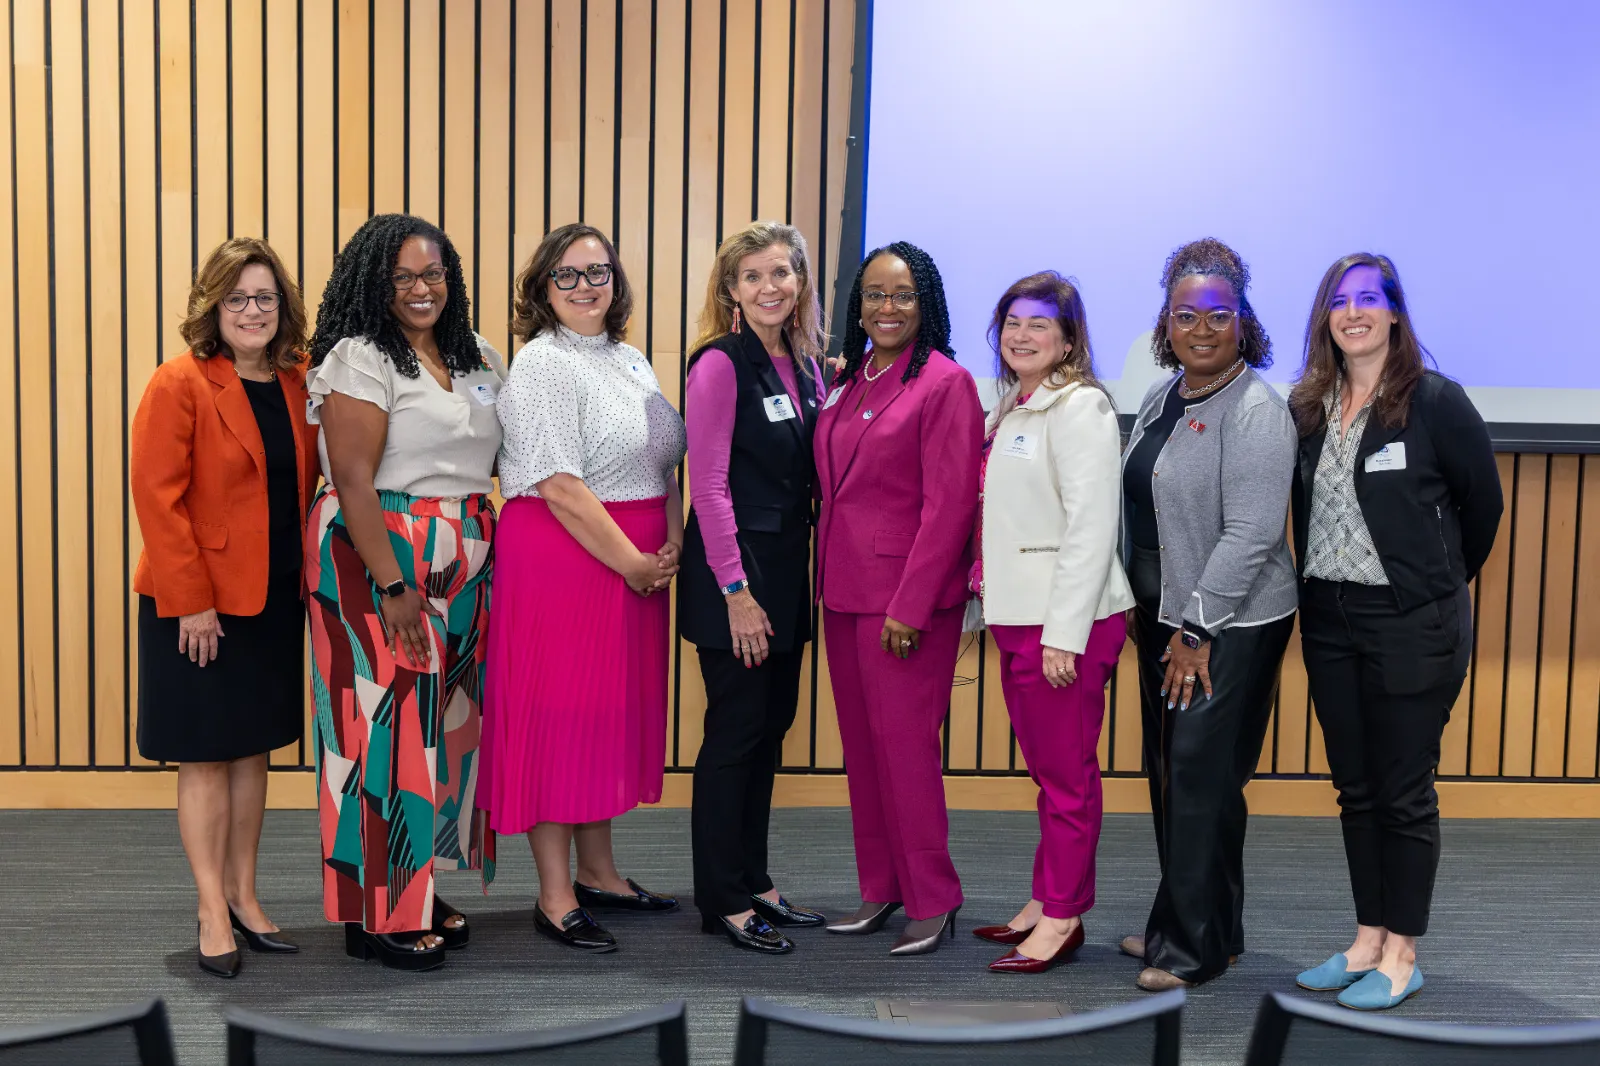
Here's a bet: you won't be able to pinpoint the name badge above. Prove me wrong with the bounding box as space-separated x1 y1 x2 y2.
1364 442 1407 473
822 387 843 410
469 383 498 406
763 394 797 422
999 432 1038 460
306 398 319 424
627 361 655 382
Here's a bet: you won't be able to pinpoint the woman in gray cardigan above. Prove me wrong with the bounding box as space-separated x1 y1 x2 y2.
1118 239 1298 991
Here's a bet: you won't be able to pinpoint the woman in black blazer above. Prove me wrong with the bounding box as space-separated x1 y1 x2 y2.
1287 253 1502 1011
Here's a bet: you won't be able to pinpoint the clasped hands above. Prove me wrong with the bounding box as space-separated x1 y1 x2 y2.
626 541 681 597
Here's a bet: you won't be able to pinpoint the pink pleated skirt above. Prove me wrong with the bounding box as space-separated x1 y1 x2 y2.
481 495 670 833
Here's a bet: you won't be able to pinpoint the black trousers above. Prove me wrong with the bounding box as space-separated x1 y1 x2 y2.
1129 547 1293 983
691 647 804 918
1300 578 1471 937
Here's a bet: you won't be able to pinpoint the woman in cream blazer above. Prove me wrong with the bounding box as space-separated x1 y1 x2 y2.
970 272 1133 974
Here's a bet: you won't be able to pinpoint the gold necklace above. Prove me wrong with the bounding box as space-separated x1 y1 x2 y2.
232 359 276 382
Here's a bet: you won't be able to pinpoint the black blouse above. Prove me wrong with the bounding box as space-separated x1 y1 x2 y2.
1123 379 1186 550
241 377 302 578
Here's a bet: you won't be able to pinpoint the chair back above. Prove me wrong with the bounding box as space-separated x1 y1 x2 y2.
224 1000 688 1066
0 998 176 1065
733 990 1183 1065
1245 991 1600 1065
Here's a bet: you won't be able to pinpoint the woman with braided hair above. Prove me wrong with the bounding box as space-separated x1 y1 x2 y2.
1118 238 1297 990
304 214 505 972
814 241 983 955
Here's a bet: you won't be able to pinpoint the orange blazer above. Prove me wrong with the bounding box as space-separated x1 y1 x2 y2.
131 352 320 618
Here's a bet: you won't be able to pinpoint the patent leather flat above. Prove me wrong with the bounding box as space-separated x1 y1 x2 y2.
988 922 1084 974
972 923 1033 946
344 922 446 971
432 895 469 950
197 922 241 979
703 913 794 954
229 907 298 954
534 906 618 952
750 894 826 928
825 901 902 935
573 878 678 913
889 906 960 956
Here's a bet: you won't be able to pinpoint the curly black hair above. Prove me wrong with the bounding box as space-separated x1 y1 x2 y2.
1150 237 1272 371
836 241 954 385
309 214 483 378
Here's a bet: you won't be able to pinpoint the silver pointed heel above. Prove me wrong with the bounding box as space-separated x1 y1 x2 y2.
825 900 902 935
889 906 960 956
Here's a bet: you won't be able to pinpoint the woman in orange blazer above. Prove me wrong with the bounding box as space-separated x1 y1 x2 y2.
130 238 318 979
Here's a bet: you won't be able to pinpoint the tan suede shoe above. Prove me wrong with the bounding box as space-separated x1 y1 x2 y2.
1137 966 1195 991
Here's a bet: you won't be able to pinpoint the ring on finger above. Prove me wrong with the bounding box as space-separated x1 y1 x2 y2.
1183 674 1196 682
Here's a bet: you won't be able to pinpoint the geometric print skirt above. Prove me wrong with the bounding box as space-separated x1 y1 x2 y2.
306 487 498 934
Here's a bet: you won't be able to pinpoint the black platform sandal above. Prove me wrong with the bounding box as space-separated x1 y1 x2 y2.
343 922 446 971
432 895 469 950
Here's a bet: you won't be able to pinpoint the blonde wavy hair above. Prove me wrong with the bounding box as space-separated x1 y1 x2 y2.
692 221 827 366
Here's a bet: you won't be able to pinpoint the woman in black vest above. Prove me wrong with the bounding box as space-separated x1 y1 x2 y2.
680 221 830 954
1288 253 1502 1010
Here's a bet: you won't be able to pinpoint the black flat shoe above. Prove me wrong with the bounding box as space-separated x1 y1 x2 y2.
534 906 618 952
750 894 827 928
229 907 298 953
702 913 793 954
573 878 678 913
197 922 241 979
432 895 469 950
343 922 446 972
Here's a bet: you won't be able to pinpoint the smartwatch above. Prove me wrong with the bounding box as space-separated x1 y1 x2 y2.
721 578 749 596
376 578 408 599
1180 625 1212 650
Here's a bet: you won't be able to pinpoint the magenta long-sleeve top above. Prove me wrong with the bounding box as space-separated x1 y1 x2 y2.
685 346 820 588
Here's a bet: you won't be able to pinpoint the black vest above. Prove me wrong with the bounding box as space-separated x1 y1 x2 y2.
677 329 819 652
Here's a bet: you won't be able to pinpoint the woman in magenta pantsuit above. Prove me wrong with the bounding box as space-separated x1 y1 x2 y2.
815 242 983 955
966 272 1134 974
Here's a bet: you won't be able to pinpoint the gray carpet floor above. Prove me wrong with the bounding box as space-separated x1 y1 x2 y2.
2 806 1598 1064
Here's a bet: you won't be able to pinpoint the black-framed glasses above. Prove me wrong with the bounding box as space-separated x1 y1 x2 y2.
1169 309 1238 332
862 290 918 309
222 291 281 313
391 267 448 290
550 264 614 290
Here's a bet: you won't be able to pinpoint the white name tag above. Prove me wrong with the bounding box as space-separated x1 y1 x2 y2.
763 394 797 422
999 432 1038 460
306 398 319 424
1364 442 1406 473
627 361 655 382
822 387 843 410
469 383 498 406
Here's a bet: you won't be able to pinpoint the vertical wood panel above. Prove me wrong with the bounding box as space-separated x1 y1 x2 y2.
301 0 335 316
193 0 228 253
510 0 547 300
546 0 580 228
1468 454 1515 776
1110 640 1142 773
370 0 406 216
441 0 474 287
336 0 370 246
264 0 299 285
477 0 512 360
1534 456 1579 776
615 0 650 335
1501 455 1547 776
755 0 789 221
581 0 615 232
1567 457 1600 778
1274 621 1310 775
405 0 440 224
0 1 20 763
786 0 821 248
15 0 56 763
229 0 264 238
719 0 753 238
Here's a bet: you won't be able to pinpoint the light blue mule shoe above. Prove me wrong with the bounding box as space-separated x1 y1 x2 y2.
1338 966 1424 1010
1295 953 1375 991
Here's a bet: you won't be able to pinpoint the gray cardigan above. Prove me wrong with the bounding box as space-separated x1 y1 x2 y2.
1122 368 1298 632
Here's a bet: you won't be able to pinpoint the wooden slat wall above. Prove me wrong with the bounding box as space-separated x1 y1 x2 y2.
0 1 1595 805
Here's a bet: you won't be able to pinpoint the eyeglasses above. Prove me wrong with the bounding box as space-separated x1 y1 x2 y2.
1169 309 1239 332
221 291 281 313
862 290 918 309
391 267 448 290
550 264 614 290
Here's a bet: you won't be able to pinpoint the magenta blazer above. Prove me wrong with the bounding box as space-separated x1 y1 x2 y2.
814 347 984 631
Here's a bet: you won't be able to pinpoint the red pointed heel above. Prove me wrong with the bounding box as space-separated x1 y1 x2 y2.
988 921 1085 974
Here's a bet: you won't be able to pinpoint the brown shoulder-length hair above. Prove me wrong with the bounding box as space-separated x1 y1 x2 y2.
691 221 828 366
180 237 307 370
987 271 1111 419
510 223 633 345
1288 252 1431 437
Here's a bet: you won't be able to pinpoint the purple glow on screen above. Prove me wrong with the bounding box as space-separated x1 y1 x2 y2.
864 0 1599 414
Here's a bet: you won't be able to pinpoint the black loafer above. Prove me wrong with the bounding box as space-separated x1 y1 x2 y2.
229 908 299 953
702 913 794 954
750 894 827 928
534 906 618 952
573 878 678 913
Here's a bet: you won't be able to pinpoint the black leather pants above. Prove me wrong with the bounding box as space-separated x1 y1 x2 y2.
1129 545 1293 983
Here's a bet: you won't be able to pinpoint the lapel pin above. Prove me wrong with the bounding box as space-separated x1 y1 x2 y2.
863 410 873 419
1187 418 1206 433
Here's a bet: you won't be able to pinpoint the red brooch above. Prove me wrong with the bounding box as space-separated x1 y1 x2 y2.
1187 418 1206 433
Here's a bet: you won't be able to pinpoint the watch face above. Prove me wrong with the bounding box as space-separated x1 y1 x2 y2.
1181 632 1200 649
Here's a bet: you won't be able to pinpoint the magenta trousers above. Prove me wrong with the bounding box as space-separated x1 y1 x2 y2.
990 614 1127 919
824 605 965 921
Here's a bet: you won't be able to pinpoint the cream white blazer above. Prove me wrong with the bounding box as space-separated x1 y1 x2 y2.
980 381 1135 653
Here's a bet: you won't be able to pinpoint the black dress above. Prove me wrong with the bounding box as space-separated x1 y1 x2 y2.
136 376 306 763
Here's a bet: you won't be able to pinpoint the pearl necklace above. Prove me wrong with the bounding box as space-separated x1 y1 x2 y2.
861 354 896 382
1177 358 1243 400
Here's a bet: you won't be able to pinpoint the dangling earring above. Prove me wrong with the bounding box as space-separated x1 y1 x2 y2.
732 305 742 334
792 307 800 330
1239 331 1247 353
